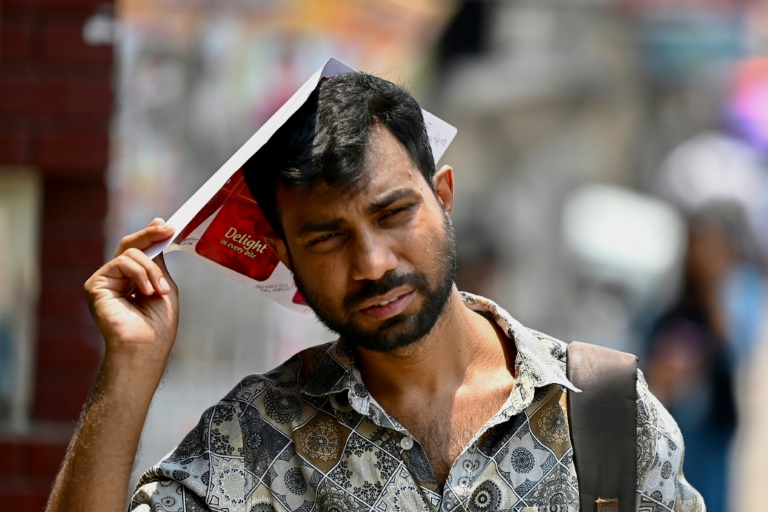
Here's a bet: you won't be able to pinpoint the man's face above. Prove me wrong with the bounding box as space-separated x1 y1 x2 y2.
272 124 457 353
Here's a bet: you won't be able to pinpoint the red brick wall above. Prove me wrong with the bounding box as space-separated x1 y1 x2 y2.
0 0 113 508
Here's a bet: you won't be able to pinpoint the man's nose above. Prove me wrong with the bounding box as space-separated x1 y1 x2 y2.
349 232 398 282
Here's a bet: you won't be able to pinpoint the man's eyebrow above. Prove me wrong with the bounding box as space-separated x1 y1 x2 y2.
365 188 421 215
295 188 420 236
297 218 343 237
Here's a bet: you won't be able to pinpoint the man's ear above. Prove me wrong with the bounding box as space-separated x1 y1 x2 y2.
433 165 455 214
266 234 293 272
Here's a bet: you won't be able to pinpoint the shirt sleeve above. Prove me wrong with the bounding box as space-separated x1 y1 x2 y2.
635 370 706 512
129 400 244 512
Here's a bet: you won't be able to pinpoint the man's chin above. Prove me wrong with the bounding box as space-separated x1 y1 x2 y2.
348 335 419 354
344 314 430 353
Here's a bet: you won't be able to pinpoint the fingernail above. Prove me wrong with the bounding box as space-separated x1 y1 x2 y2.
159 277 170 292
146 280 155 294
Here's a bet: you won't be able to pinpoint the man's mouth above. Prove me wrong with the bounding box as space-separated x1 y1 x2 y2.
360 290 415 320
371 296 401 307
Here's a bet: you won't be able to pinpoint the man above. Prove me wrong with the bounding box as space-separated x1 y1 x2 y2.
47 73 704 511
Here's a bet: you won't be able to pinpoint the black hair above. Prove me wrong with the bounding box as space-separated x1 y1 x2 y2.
243 72 435 237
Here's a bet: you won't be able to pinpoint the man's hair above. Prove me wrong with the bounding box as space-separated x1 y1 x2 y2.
243 72 435 237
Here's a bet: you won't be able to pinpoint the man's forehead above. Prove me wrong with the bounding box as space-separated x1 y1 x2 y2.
270 124 436 240
281 128 426 206
362 122 411 167
279 165 423 212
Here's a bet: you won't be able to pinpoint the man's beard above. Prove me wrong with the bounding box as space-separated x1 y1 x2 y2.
294 212 457 353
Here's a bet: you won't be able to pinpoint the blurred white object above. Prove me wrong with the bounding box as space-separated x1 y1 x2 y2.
656 131 768 255
658 131 766 212
563 183 686 296
562 183 686 351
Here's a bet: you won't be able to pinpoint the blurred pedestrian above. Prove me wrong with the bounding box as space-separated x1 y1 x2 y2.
645 204 766 512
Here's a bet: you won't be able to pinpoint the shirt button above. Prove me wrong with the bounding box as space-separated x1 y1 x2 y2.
400 436 414 450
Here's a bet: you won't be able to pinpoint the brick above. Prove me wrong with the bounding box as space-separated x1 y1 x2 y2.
0 117 37 137
0 114 109 132
42 241 106 270
41 235 106 256
32 386 93 421
35 177 108 331
39 217 103 248
36 354 100 382
27 440 68 476
38 266 101 296
2 0 108 11
42 175 108 212
37 317 99 340
42 18 112 62
0 60 112 83
0 440 24 474
0 20 37 60
39 218 104 247
1 5 43 22
37 287 89 317
33 362 95 407
41 231 103 289
0 79 112 117
36 337 101 368
40 238 104 270
0 131 29 164
40 308 100 330
38 343 101 372
44 230 105 254
0 476 51 512
37 132 109 174
35 321 102 360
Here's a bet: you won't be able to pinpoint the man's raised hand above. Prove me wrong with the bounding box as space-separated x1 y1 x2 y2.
46 219 180 512
84 218 179 365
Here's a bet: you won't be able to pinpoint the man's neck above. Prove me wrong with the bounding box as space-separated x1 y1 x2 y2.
354 289 513 401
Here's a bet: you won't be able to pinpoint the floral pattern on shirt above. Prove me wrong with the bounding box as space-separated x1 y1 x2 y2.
131 293 704 512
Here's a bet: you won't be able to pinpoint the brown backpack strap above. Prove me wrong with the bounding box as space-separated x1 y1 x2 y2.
566 341 638 512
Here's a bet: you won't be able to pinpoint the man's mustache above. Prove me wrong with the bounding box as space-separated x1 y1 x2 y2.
344 271 429 310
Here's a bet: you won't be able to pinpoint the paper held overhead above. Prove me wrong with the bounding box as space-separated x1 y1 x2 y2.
144 57 457 313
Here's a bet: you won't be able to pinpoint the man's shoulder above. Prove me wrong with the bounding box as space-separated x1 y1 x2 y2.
634 369 706 510
220 340 349 404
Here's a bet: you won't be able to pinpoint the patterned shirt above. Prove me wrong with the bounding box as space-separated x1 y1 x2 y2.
131 293 705 512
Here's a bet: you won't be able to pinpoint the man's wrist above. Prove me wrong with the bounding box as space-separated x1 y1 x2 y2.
99 349 168 402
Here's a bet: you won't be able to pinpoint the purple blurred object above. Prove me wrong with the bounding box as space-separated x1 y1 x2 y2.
726 59 768 152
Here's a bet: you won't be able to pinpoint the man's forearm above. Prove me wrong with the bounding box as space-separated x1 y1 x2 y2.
46 353 164 512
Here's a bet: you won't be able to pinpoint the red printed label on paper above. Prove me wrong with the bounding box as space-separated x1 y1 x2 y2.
292 289 307 306
195 169 280 281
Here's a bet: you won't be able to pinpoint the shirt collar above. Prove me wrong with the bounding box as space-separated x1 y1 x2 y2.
297 292 579 417
458 292 580 416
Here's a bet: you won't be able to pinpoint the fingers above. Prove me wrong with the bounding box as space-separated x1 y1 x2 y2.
86 218 177 301
152 252 177 292
114 218 175 258
104 248 171 296
145 219 177 291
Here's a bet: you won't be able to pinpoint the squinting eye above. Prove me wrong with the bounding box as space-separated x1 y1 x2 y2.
383 205 412 219
309 233 337 246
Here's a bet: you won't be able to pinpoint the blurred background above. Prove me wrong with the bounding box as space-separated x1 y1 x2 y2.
1 0 767 510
